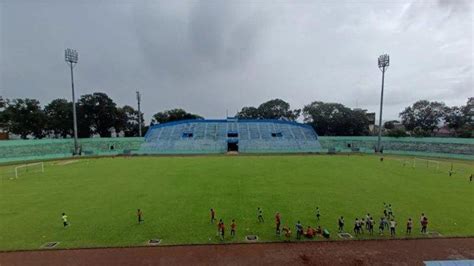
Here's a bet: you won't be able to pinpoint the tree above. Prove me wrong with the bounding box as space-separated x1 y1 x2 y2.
386 128 407 138
412 126 431 137
116 105 144 137
383 120 399 130
448 97 474 138
348 109 370 136
257 99 301 120
236 107 260 119
236 99 300 121
2 98 47 139
399 100 446 133
0 97 7 130
77 92 119 137
303 101 369 136
0 96 5 109
152 109 203 124
44 99 73 138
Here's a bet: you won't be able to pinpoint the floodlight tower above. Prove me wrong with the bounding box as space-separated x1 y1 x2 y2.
136 91 142 137
65 48 79 155
377 54 390 153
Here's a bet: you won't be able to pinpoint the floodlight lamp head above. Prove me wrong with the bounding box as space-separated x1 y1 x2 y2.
65 48 78 63
378 54 389 68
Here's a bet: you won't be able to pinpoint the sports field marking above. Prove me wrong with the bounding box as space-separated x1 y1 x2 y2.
55 160 79 166
40 242 59 249
338 233 353 239
245 235 258 242
147 239 161 246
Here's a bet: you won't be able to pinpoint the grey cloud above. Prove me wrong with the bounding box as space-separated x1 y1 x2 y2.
1 0 472 123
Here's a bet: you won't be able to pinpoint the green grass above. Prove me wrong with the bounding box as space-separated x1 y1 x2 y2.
0 155 473 251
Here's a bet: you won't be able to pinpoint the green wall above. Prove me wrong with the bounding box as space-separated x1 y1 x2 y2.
0 136 472 164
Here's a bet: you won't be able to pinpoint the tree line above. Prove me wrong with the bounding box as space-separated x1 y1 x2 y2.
0 94 472 139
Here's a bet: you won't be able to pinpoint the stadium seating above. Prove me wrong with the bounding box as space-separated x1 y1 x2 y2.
0 138 143 163
140 119 322 154
0 126 472 163
318 136 474 159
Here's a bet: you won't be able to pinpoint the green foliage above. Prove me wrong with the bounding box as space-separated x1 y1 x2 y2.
237 99 300 120
77 93 119 137
236 107 259 119
386 128 407 138
44 99 73 138
383 120 399 130
303 102 370 136
116 105 144 137
152 109 203 124
412 126 432 137
0 155 472 251
456 125 473 138
0 97 7 130
400 100 446 132
2 98 47 139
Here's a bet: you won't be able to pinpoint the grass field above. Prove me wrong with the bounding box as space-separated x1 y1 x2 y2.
0 154 473 251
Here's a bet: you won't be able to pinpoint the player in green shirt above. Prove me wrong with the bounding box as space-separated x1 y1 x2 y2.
62 213 69 227
257 207 264 223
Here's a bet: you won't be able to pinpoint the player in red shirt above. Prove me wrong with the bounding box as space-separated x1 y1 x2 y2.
220 221 225 240
210 208 215 223
275 212 281 235
231 219 236 237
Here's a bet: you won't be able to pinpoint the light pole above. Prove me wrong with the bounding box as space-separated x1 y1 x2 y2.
65 48 79 155
136 91 142 137
377 54 389 153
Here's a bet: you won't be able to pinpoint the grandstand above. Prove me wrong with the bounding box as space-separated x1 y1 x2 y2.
0 128 472 164
140 118 322 154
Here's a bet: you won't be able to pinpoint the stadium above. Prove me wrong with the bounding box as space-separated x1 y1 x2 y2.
1 1 474 265
141 118 321 154
1 119 473 264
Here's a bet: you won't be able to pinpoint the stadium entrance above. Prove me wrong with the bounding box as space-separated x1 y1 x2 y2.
227 141 239 152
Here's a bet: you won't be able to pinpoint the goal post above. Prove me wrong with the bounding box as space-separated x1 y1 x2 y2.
14 162 44 179
412 157 440 171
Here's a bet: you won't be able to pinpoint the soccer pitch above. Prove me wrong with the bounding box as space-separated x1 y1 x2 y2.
0 155 473 251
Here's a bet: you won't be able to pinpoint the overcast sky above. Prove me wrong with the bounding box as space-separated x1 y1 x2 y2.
1 0 472 123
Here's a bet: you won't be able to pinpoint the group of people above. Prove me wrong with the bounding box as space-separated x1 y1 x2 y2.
209 207 329 241
337 203 430 237
60 203 431 242
206 203 431 241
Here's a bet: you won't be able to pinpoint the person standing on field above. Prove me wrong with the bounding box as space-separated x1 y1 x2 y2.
369 216 374 234
275 212 281 235
406 218 413 234
210 208 216 223
62 213 69 227
390 219 397 236
421 217 428 234
296 221 303 239
137 209 143 223
354 218 360 235
338 216 344 232
231 219 236 237
257 207 264 223
316 207 320 221
283 225 292 241
217 219 223 237
365 213 371 230
379 217 385 235
419 213 425 228
383 216 389 229
220 221 225 240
